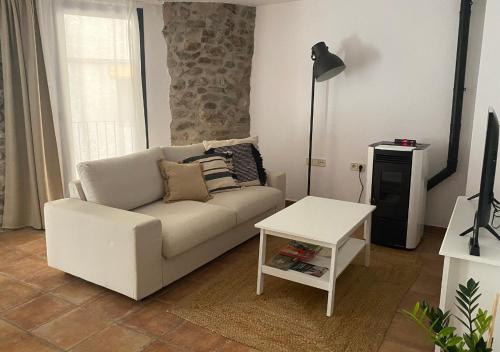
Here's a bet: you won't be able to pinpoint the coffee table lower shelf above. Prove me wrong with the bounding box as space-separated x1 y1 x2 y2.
261 238 365 291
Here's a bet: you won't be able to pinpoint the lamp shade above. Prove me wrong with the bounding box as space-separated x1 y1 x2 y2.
312 42 345 82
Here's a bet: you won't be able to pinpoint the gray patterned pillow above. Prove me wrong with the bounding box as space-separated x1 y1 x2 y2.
206 143 266 186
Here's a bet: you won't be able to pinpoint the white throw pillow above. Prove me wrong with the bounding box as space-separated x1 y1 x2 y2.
202 136 258 151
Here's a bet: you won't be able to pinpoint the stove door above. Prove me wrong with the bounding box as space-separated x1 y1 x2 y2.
371 150 412 247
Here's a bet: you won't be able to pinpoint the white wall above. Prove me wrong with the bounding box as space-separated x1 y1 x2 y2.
142 4 172 147
467 0 500 197
250 0 484 227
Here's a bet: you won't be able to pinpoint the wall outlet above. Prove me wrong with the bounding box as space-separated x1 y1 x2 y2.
306 158 327 167
350 162 365 172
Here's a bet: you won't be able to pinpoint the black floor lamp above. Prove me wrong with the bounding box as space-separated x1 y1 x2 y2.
307 42 345 196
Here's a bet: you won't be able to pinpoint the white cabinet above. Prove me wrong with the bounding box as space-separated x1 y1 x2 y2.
439 196 500 348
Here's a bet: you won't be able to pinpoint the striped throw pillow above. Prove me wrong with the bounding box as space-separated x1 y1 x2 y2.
206 143 267 186
183 154 240 194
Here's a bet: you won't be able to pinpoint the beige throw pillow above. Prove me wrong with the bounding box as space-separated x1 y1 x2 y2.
157 159 211 203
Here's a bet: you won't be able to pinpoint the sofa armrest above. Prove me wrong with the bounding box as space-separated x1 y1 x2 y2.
45 198 163 300
266 171 286 209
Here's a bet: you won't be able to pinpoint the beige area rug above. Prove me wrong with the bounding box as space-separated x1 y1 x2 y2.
164 237 421 352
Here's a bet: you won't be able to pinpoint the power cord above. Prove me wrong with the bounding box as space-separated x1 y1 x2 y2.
357 165 364 203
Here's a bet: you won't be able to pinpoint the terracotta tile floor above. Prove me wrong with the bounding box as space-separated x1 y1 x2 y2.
0 227 444 352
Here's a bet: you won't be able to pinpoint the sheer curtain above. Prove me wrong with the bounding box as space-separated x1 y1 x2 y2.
36 0 146 194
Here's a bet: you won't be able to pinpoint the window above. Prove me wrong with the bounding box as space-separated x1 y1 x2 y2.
64 13 144 164
37 0 146 192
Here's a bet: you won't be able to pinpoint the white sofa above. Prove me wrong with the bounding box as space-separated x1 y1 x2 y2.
44 143 286 300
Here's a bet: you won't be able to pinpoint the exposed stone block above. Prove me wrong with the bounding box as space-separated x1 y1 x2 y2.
163 2 255 145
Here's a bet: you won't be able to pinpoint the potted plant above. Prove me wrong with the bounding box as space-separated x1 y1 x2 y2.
403 278 494 352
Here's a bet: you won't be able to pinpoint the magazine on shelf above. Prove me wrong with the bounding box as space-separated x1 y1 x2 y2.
267 254 297 270
266 241 330 278
289 261 328 277
279 240 322 262
267 254 329 277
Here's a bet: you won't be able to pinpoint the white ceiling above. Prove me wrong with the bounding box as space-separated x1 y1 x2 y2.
154 0 299 6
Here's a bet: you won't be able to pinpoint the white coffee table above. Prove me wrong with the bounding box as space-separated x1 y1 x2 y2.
255 196 376 316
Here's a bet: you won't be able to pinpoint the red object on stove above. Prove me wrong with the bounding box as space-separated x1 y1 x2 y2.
394 139 417 146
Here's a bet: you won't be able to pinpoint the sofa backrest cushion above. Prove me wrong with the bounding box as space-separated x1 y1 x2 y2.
77 148 165 210
161 143 205 162
69 180 87 201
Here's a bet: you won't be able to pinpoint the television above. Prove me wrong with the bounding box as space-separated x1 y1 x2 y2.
459 108 500 256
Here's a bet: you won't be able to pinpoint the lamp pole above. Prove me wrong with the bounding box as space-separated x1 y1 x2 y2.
307 69 315 196
306 42 345 197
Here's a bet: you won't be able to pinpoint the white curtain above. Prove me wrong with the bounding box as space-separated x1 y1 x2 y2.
36 0 146 194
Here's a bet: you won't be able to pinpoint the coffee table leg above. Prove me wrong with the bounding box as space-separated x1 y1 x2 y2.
326 246 338 317
257 229 266 295
364 215 371 267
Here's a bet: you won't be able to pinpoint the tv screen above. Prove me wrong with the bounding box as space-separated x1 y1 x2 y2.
477 109 499 227
459 108 500 256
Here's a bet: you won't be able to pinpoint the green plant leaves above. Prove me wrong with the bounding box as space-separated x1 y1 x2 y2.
402 278 492 352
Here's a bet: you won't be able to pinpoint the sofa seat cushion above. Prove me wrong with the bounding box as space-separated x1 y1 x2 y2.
133 201 236 258
207 186 283 224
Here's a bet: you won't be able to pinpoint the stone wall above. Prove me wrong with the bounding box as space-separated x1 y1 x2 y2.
162 2 255 145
